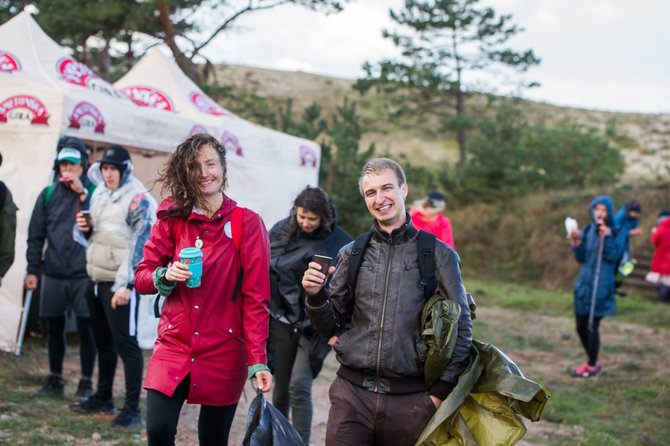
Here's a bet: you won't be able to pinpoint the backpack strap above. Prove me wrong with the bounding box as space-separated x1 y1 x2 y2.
346 230 373 300
346 229 437 302
43 183 56 208
230 206 244 301
231 206 244 250
416 230 437 299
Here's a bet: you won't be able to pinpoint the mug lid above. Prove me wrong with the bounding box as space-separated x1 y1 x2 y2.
179 247 202 258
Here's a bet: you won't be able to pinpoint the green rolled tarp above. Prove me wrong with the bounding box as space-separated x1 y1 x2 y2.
416 340 550 446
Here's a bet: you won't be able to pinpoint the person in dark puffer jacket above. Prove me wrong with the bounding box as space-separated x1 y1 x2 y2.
268 186 352 444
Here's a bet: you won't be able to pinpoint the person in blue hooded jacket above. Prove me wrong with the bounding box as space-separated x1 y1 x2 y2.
568 195 623 378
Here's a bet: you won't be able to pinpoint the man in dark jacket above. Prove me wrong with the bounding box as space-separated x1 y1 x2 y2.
25 136 96 403
302 158 473 446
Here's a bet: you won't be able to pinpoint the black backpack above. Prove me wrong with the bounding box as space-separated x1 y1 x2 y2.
347 229 437 300
345 229 474 387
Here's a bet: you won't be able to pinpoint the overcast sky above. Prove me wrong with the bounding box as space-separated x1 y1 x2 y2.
200 0 669 114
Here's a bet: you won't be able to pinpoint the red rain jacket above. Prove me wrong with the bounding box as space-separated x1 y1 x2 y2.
135 197 270 406
411 209 455 249
651 218 670 275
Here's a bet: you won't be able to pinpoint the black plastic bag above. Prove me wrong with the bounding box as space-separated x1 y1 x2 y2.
242 389 305 446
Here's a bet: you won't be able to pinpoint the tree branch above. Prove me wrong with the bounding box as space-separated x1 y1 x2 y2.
192 0 291 56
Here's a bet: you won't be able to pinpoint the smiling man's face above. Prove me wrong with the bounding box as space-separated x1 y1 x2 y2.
361 168 408 233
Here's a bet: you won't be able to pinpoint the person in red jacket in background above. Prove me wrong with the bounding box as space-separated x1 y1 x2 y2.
134 133 272 445
646 209 670 303
411 191 455 249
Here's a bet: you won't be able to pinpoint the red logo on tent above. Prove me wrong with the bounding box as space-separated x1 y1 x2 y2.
120 86 173 111
68 101 106 133
0 50 21 73
300 145 317 167
57 57 97 87
220 131 243 156
189 125 209 136
190 92 226 116
0 95 49 125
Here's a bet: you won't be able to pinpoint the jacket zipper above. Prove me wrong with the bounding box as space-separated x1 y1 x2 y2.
374 242 394 392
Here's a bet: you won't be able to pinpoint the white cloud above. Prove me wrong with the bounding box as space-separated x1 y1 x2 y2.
201 0 669 113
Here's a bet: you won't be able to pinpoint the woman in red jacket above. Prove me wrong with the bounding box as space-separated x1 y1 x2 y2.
646 209 670 303
135 133 272 445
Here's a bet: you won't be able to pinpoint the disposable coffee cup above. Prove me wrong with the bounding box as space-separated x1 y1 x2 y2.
179 247 203 288
312 254 333 274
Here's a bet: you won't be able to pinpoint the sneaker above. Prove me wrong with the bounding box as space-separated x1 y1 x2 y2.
570 362 602 378
73 379 93 405
34 375 64 397
73 394 116 414
111 408 143 429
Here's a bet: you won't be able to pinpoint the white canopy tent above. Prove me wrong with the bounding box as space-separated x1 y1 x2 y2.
114 48 322 227
0 13 320 353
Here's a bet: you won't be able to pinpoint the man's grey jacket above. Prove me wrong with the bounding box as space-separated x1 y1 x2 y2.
306 219 472 399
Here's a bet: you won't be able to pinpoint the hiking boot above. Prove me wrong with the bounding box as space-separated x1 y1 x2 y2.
34 375 64 397
73 379 93 405
73 394 116 414
570 362 601 378
111 408 143 429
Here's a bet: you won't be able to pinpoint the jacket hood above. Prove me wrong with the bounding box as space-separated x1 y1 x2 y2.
87 160 134 188
589 195 615 228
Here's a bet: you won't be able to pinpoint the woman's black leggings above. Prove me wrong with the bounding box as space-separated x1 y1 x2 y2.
146 375 238 446
575 314 602 366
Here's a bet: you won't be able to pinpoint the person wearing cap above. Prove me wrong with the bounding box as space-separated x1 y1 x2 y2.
0 151 18 287
410 191 455 249
646 209 670 303
25 136 97 403
74 145 157 429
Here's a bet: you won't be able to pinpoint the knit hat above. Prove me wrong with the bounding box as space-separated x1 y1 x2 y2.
628 200 641 213
426 191 446 208
99 145 132 184
99 145 130 168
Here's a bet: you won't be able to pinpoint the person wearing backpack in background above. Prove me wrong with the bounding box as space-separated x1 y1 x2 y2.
568 195 623 378
613 199 643 292
73 145 157 428
302 158 472 446
134 134 272 446
0 151 18 287
268 186 352 445
25 136 96 403
645 209 670 303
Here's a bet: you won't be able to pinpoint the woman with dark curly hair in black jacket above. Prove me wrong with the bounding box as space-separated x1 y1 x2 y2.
267 186 352 444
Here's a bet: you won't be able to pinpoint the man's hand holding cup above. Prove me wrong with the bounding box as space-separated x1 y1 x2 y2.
302 255 334 297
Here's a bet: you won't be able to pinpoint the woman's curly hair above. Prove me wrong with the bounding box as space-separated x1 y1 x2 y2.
157 133 227 218
286 186 334 243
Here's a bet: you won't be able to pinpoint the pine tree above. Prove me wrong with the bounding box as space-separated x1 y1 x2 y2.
357 0 540 166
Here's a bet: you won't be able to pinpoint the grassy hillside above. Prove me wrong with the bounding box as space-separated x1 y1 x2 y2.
211 64 670 181
451 183 670 289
